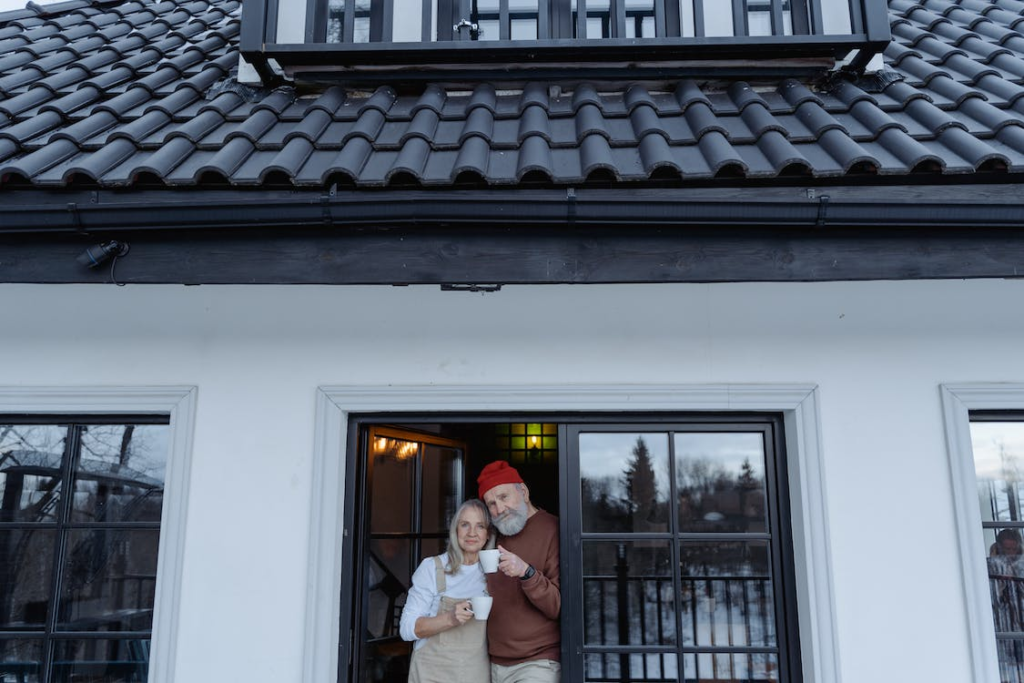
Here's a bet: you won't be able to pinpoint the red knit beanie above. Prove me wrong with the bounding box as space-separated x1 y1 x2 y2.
477 460 524 499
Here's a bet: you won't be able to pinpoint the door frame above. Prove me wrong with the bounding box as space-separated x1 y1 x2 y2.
352 425 469 680
305 384 837 683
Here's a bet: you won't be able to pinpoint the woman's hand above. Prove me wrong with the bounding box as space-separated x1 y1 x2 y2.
452 600 474 626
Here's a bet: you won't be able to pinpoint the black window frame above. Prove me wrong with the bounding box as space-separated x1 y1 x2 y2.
338 412 803 683
0 414 169 683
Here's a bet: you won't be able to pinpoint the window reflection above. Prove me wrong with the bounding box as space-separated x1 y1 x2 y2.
680 541 776 648
50 639 148 683
972 420 1024 682
675 433 767 533
0 530 56 629
73 426 167 524
580 433 669 534
57 530 159 633
0 426 66 524
583 541 675 647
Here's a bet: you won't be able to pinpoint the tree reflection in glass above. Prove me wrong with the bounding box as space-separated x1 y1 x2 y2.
580 433 669 534
675 433 767 533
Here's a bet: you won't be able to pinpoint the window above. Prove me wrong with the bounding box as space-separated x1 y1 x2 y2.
971 414 1024 683
566 421 799 682
0 418 170 683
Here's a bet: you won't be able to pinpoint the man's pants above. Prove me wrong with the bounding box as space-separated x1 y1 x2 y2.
491 659 561 683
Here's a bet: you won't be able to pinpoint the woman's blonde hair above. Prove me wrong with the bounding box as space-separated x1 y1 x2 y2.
445 498 494 574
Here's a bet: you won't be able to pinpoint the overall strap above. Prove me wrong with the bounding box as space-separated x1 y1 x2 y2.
432 555 446 593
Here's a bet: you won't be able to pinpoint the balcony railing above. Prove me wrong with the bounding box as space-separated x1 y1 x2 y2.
240 0 890 80
583 573 779 682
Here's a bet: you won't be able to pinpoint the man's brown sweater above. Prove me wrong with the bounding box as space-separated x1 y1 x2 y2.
485 509 561 665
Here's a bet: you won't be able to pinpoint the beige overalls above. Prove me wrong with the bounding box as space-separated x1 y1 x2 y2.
407 556 490 683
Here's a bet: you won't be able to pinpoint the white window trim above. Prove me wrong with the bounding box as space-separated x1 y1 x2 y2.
940 383 1024 683
306 384 840 683
0 386 198 683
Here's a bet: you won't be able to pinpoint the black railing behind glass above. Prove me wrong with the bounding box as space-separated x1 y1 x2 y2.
584 573 777 682
990 572 1024 683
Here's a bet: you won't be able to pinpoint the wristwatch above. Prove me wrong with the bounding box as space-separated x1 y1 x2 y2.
520 564 536 581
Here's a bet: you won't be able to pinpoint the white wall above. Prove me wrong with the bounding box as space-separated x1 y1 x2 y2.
2 278 1023 683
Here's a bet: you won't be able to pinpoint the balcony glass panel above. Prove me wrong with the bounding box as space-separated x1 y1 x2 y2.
0 639 42 683
582 540 675 647
679 540 777 649
584 652 677 682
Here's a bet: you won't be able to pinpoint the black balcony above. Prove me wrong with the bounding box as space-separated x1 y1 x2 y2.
240 0 890 81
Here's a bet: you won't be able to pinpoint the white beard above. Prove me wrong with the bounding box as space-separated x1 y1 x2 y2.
494 502 528 536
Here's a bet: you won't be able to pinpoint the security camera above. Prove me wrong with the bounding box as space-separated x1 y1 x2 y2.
76 241 130 268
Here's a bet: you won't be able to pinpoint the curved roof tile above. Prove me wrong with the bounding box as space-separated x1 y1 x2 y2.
3 0 1024 188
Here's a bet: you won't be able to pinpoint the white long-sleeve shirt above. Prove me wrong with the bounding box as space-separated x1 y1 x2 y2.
399 553 488 650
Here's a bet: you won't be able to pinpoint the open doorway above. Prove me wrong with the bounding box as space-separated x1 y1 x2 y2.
349 420 560 683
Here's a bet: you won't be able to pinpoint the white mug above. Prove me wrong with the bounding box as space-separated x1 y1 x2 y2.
478 549 500 573
469 595 493 620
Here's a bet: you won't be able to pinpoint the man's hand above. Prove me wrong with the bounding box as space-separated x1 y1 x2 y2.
497 544 530 578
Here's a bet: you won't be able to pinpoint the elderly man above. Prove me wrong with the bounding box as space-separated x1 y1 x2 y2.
477 460 561 683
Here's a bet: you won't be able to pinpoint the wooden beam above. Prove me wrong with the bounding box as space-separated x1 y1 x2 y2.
3 226 1023 284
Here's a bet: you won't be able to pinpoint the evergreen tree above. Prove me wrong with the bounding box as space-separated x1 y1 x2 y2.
622 436 658 531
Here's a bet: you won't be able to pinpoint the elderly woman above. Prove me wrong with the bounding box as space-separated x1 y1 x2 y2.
400 498 494 683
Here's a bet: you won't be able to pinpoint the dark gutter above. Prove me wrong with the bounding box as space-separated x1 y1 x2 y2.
2 185 1024 235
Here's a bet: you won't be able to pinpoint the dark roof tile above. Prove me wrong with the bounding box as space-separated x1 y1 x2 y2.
453 134 491 177
877 125 942 167
308 86 346 116
938 125 1010 167
795 101 848 136
697 131 745 175
109 109 171 142
518 104 550 143
50 110 118 143
756 130 810 172
388 136 431 181
0 86 51 117
516 134 554 180
52 137 137 183
284 107 332 144
684 101 726 139
579 133 616 178
817 129 876 172
0 137 77 177
574 103 608 141
167 107 223 142
460 106 494 144
571 83 602 112
401 108 440 144
637 132 679 174
198 135 253 177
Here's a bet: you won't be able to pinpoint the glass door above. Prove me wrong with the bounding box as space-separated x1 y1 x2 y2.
353 426 467 683
564 421 800 683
